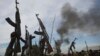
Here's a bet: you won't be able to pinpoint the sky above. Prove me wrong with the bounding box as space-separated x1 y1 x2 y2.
0 0 100 55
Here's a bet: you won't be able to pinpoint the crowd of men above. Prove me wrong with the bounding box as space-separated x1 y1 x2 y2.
65 49 100 56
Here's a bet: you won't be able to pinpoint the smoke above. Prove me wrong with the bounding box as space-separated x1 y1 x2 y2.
57 1 100 44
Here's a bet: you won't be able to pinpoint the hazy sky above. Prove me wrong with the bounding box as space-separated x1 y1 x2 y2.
0 0 100 55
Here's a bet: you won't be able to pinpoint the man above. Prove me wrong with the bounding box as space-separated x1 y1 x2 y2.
5 32 17 56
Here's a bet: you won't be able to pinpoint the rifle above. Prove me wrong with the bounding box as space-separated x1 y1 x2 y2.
35 14 53 54
85 41 89 55
68 38 77 54
25 26 35 56
5 0 21 55
35 14 49 39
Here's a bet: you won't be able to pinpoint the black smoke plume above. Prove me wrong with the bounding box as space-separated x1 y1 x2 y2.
57 1 100 44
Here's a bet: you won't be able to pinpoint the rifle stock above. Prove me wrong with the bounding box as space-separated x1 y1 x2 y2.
6 17 16 27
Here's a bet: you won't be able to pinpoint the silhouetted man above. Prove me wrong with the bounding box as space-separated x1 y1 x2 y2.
5 32 17 56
